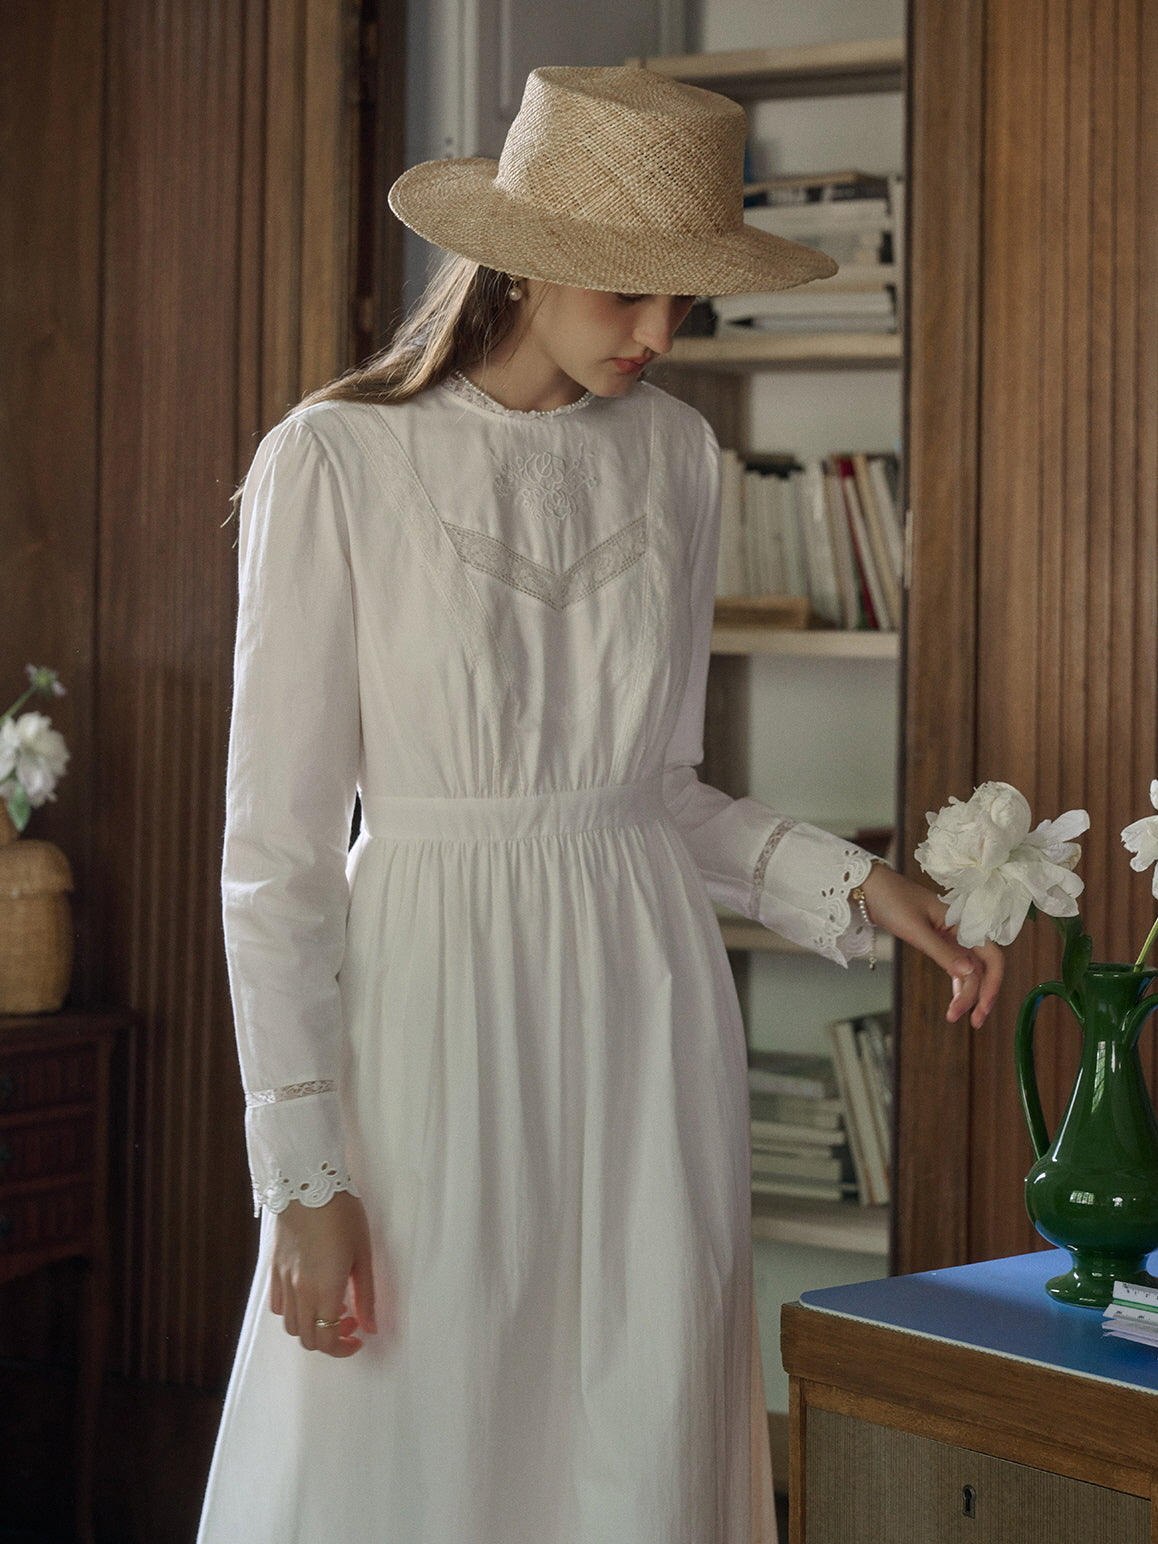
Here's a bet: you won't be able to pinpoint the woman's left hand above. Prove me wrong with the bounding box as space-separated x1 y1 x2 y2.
860 865 1003 1028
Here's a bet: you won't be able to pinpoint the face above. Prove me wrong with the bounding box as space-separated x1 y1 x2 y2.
517 285 696 399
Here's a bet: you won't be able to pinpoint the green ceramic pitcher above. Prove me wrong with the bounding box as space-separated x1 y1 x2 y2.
1015 963 1158 1307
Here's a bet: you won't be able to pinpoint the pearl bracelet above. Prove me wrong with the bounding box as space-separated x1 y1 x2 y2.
849 881 877 970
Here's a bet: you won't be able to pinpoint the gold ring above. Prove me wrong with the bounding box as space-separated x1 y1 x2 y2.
314 1316 343 1330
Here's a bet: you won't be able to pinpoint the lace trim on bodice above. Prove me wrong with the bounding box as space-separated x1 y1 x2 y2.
443 516 647 610
445 371 595 419
246 1078 335 1107
254 1159 359 1215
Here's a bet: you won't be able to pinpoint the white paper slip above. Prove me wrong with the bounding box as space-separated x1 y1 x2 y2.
1103 1324 1158 1350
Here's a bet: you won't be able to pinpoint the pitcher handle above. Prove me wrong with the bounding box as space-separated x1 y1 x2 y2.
1014 980 1070 1160
1124 989 1158 1042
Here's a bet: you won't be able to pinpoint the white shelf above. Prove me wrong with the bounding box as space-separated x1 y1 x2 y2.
667 333 901 371
719 913 895 961
633 38 905 100
711 626 899 658
751 1193 889 1255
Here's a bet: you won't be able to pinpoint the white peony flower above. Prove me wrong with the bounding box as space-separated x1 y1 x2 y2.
915 781 1089 948
1122 781 1158 899
0 711 70 808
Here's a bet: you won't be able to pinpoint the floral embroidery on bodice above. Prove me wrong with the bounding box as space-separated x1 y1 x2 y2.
491 446 599 522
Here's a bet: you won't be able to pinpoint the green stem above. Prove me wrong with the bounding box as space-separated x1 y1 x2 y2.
0 685 36 723
1135 913 1158 970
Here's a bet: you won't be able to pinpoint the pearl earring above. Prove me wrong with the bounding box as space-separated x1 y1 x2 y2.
508 277 523 301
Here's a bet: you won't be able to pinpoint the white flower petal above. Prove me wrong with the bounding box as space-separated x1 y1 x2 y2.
917 782 1087 946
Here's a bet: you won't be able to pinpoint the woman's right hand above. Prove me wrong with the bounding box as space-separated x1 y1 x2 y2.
269 1190 392 1357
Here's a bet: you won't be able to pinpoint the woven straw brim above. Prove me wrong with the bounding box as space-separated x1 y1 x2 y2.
389 158 837 296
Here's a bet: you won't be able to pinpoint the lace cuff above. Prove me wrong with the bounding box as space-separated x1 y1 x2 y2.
244 1083 358 1216
752 821 880 965
252 1160 360 1216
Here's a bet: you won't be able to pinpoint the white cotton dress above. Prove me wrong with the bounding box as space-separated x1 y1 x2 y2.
198 375 876 1544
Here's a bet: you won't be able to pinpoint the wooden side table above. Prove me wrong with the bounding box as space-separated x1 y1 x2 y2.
782 1251 1158 1543
0 1011 123 1544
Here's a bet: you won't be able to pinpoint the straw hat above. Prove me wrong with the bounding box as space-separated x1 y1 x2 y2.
388 66 837 296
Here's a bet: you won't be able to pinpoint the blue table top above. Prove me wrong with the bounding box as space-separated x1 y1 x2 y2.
799 1249 1158 1396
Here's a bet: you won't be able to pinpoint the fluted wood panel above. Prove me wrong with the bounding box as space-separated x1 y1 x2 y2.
0 0 105 986
895 0 985 1274
901 0 1158 1271
970 0 1158 1264
93 0 368 1388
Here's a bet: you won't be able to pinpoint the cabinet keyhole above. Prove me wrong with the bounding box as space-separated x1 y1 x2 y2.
961 1484 977 1519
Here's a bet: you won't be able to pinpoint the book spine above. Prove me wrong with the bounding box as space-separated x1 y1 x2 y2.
828 1019 888 1205
716 450 747 597
836 457 889 630
852 453 901 628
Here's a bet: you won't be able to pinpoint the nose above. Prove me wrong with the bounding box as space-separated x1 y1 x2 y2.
632 297 686 357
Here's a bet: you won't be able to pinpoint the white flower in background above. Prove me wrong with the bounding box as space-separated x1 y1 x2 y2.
1122 781 1158 899
1 667 70 831
0 712 70 808
915 781 1089 947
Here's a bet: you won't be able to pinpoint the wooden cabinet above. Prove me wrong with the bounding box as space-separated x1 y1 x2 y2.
782 1250 1158 1542
802 1410 1147 1543
0 1011 123 1544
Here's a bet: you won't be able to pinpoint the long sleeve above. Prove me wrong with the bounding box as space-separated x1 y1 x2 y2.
661 421 876 966
222 415 362 1213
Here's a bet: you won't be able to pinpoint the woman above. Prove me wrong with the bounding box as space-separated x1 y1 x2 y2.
199 65 1001 1544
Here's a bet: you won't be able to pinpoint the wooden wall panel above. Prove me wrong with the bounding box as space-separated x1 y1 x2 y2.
94 0 368 1390
902 0 1158 1271
2 2 403 1532
969 0 1158 1265
0 0 105 994
97 0 260 1390
894 0 985 1274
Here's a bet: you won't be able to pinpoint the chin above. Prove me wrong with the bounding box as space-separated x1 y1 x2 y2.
591 373 642 398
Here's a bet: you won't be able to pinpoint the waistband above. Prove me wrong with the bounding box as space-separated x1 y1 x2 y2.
360 777 666 842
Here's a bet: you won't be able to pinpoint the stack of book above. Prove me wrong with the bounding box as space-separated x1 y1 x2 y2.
715 450 903 631
1103 1280 1158 1347
825 1014 893 1208
713 170 902 335
748 1049 856 1205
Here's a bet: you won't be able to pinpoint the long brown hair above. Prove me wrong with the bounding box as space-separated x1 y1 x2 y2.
228 256 516 521
300 256 520 409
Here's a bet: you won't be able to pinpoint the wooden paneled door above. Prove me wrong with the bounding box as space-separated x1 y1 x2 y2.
898 0 1158 1273
1 2 404 1538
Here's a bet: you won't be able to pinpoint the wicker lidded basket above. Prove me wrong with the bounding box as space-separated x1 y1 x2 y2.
0 803 74 1014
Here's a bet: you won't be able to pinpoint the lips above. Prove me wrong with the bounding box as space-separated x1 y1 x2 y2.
612 356 649 373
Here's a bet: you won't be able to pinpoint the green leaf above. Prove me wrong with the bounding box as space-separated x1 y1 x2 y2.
6 787 31 832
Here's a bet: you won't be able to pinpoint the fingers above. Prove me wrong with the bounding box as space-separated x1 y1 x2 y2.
943 940 1003 1028
859 866 1004 1029
309 1310 363 1358
269 1194 380 1358
351 1248 380 1338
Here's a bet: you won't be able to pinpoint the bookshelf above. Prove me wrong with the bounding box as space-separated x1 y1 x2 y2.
643 36 903 1273
669 333 901 369
720 913 896 959
752 1192 889 1253
631 36 905 99
710 626 899 658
